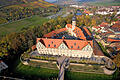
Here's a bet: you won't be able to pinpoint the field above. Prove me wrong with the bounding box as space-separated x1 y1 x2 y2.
0 15 49 38
88 1 120 6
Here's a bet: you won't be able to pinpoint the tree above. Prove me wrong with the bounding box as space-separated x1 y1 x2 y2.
113 53 120 68
91 18 96 26
55 25 61 30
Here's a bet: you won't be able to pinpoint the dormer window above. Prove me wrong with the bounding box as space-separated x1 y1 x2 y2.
54 45 56 47
78 46 79 49
48 44 50 47
74 43 76 46
51 41 53 44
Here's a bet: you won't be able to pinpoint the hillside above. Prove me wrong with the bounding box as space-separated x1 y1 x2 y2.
86 0 120 6
77 0 114 2
0 0 57 24
0 0 52 6
0 0 22 6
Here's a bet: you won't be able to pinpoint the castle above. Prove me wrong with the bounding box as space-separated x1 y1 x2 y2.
35 16 104 58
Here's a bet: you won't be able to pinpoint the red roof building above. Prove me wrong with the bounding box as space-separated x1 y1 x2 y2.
35 16 105 58
37 38 93 50
107 38 120 42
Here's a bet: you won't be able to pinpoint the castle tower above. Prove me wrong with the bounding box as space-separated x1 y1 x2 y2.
72 15 76 30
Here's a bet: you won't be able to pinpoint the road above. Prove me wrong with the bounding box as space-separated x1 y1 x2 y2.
47 9 69 19
57 56 69 80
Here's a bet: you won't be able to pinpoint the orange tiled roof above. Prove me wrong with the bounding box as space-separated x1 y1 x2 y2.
101 22 108 25
110 42 120 51
37 38 93 50
112 23 120 28
83 27 92 36
93 40 104 56
97 30 101 33
84 10 91 14
93 26 100 29
73 27 86 40
115 21 120 24
42 38 63 48
107 38 120 42
64 39 88 50
66 24 72 28
32 45 36 50
43 28 67 38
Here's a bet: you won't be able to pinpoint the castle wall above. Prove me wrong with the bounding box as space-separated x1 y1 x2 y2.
36 42 93 58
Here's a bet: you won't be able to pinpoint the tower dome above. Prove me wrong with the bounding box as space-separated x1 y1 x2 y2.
72 15 76 30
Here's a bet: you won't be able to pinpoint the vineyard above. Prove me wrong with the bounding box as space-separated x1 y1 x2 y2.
0 0 58 25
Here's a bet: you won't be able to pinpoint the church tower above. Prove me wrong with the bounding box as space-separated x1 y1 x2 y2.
72 15 76 30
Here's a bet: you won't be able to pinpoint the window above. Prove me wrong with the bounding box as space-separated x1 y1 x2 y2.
54 45 56 47
51 41 53 44
78 46 79 49
74 43 76 46
71 46 73 48
48 44 50 47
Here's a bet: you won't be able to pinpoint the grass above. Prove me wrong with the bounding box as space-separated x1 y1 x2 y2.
69 64 104 73
65 71 113 80
0 15 49 38
15 62 58 79
28 61 58 69
14 59 117 80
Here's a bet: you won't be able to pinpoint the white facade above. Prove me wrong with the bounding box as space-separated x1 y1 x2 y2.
36 41 93 58
96 11 110 15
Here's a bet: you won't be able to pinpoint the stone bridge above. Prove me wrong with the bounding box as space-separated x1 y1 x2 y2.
57 56 70 80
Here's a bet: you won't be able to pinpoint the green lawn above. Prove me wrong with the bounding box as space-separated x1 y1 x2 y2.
65 71 113 80
29 61 58 69
14 60 116 80
0 15 49 37
69 64 104 74
15 62 58 79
